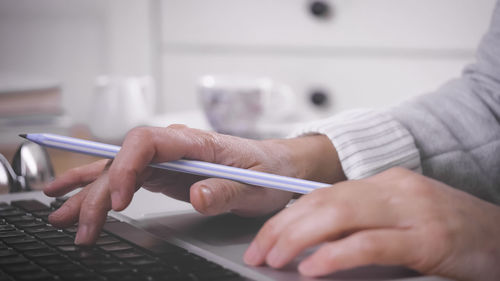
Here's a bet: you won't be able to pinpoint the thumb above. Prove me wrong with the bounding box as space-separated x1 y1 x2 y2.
190 178 286 217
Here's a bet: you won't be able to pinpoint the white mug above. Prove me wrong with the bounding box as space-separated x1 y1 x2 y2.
198 75 296 139
89 76 155 140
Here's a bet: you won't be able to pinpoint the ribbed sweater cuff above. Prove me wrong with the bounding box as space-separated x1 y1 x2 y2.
290 109 422 179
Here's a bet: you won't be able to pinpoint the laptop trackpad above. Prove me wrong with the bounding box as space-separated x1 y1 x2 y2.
139 211 424 281
145 212 267 245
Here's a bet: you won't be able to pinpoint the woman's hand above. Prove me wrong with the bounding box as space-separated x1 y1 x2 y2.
44 126 344 245
244 167 500 281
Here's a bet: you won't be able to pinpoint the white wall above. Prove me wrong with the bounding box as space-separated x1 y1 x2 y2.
0 0 155 124
0 0 106 123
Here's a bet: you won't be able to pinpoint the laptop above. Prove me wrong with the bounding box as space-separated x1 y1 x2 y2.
0 189 449 281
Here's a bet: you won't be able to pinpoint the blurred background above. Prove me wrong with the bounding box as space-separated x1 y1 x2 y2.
0 0 496 176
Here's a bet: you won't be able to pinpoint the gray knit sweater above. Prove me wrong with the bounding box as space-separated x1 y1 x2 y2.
293 1 500 204
391 0 500 204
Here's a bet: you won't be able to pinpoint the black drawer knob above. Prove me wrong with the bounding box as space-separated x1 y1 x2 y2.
309 1 331 19
310 90 330 107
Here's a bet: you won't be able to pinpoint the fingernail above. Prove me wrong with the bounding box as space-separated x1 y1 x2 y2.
74 224 89 245
244 241 261 266
48 204 68 221
200 186 214 209
111 191 121 210
266 247 282 268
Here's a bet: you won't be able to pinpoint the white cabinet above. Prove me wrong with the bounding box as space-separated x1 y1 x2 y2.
161 53 469 115
161 0 492 49
158 0 496 120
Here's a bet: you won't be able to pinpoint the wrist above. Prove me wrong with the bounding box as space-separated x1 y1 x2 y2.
269 134 345 184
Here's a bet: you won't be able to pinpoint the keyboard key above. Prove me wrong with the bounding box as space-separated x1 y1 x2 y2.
10 242 48 252
81 257 119 268
23 225 57 234
50 197 68 210
11 200 50 212
58 270 100 281
0 255 29 265
125 256 158 266
139 265 179 276
0 209 25 217
33 255 69 266
11 270 55 281
3 262 42 274
108 273 149 281
33 230 68 240
23 249 58 258
31 210 53 221
103 222 186 255
63 226 78 234
13 220 46 229
56 245 80 252
149 272 196 281
46 262 82 273
95 236 120 245
0 249 18 257
3 235 37 245
96 266 133 275
111 249 146 259
193 269 242 281
0 203 14 211
6 215 37 224
44 237 75 246
57 245 104 260
100 242 133 252
0 230 25 238
0 225 16 232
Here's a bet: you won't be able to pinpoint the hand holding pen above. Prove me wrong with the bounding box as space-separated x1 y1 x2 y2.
40 125 345 245
26 125 500 280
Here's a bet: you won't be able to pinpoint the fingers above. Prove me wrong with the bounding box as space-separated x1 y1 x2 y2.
244 197 317 266
107 128 156 211
190 178 246 215
107 126 224 211
74 174 113 245
50 171 114 245
244 183 401 269
44 159 109 197
190 178 293 216
298 229 416 277
48 187 90 227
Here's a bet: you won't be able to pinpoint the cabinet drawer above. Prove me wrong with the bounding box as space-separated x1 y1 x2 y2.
161 0 495 50
159 53 471 119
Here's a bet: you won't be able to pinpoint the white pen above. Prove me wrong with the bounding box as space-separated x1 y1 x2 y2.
20 133 330 194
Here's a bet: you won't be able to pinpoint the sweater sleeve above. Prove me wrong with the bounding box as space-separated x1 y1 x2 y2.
290 109 421 180
389 0 500 204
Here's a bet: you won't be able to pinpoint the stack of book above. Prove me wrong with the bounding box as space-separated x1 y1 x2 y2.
0 76 71 145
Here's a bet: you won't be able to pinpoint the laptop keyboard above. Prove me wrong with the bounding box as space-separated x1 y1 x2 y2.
0 199 248 281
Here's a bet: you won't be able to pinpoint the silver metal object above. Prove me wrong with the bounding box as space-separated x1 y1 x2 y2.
12 142 55 192
0 154 19 193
